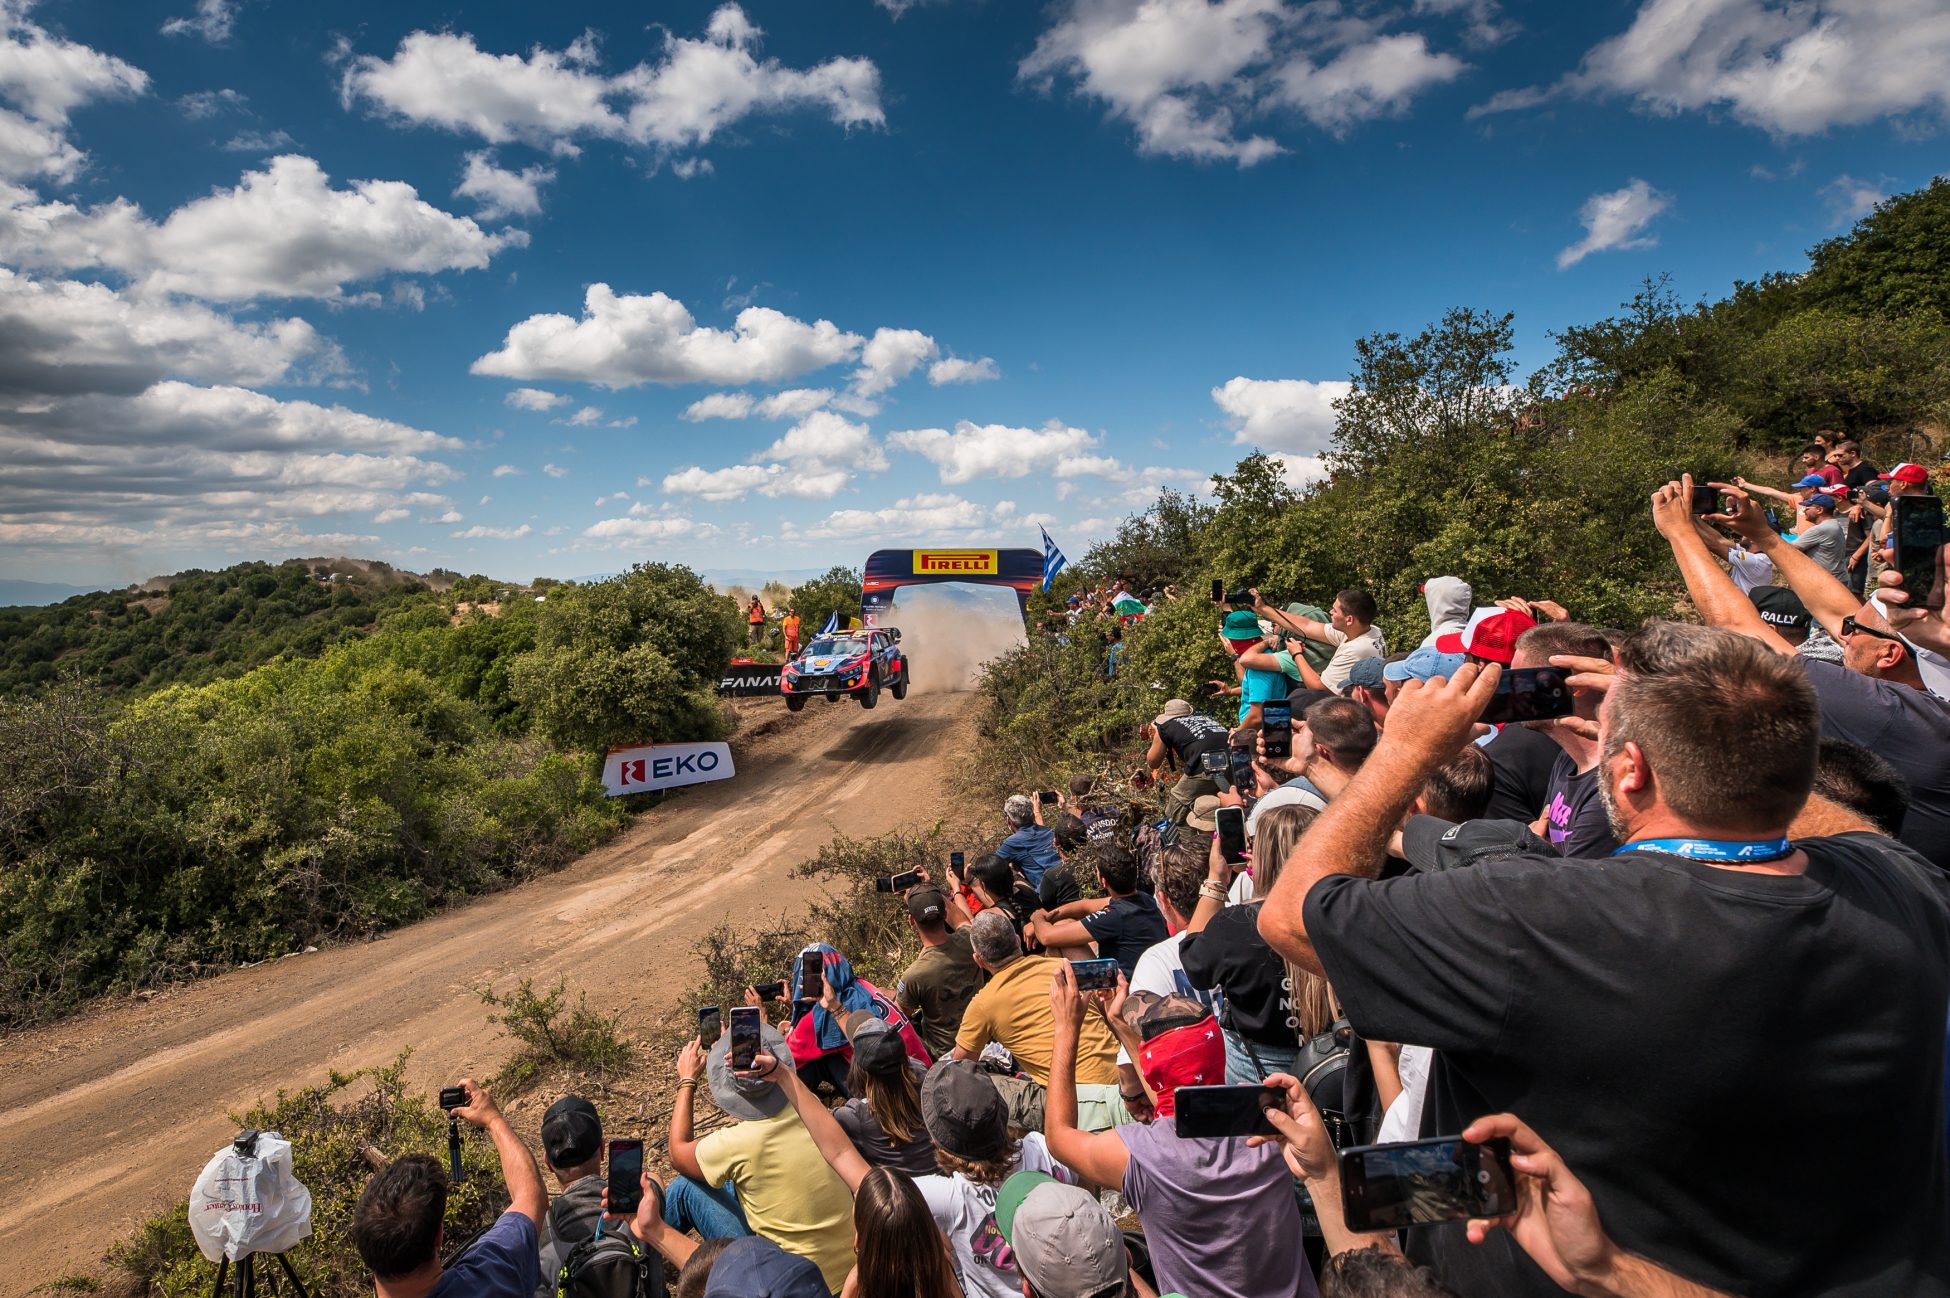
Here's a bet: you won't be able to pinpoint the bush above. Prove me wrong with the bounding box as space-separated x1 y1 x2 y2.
478 977 633 1093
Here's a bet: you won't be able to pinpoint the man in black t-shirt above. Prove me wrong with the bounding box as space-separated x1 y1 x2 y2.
1145 701 1229 824
1259 622 1950 1298
1028 846 1168 977
1835 440 1881 593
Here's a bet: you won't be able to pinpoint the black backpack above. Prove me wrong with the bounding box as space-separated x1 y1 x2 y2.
555 1233 666 1298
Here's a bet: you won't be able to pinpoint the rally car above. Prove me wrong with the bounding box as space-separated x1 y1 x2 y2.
780 627 910 711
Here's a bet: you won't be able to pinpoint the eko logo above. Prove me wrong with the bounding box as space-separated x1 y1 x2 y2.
915 549 998 575
602 741 736 798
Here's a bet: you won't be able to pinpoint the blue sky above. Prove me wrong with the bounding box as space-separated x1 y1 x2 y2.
1 0 1946 588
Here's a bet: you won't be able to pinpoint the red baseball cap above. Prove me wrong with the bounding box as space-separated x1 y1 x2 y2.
1879 462 1929 485
1435 607 1537 664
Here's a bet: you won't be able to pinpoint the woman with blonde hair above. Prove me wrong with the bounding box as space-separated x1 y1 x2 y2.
1178 800 1337 1082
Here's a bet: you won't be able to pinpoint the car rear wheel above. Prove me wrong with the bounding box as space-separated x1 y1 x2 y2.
785 695 806 712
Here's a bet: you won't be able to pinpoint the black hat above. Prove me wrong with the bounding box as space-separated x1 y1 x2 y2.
1748 585 1811 634
841 1010 910 1075
1401 815 1555 874
921 1060 1010 1160
541 1094 602 1168
906 887 947 924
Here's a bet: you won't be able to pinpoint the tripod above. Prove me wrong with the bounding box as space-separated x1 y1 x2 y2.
209 1252 311 1298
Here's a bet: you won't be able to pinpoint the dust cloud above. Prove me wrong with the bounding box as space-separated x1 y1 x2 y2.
886 584 1028 694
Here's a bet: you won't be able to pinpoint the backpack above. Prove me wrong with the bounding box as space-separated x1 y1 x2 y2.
555 1233 666 1298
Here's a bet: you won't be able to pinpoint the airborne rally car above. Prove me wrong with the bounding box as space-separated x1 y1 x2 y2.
780 628 910 711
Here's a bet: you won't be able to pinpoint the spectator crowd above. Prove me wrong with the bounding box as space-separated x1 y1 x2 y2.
348 447 1950 1298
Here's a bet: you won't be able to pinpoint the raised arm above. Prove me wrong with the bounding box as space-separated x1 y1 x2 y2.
1650 478 1794 654
1044 962 1132 1189
1704 482 1861 641
667 1040 706 1181
756 1048 869 1195
451 1080 547 1228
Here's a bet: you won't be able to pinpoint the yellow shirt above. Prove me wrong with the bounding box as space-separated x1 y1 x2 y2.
695 1109 856 1291
954 955 1120 1087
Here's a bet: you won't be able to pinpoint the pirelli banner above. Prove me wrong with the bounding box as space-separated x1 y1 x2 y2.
718 661 783 696
861 547 1044 621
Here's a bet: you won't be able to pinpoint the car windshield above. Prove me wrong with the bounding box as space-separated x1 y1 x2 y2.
805 637 867 657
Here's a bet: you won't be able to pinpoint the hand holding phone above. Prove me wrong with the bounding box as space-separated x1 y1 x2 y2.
753 981 785 1002
1476 667 1575 726
729 1006 762 1070
1261 701 1292 759
1892 495 1946 612
796 951 824 1001
1069 958 1119 992
605 1139 645 1215
1339 1135 1515 1232
875 868 924 893
1175 1084 1280 1139
1215 804 1248 865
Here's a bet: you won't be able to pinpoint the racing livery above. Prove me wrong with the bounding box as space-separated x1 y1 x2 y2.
780 628 910 711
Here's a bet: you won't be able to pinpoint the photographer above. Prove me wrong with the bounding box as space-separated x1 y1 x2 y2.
352 1079 547 1298
1144 699 1229 825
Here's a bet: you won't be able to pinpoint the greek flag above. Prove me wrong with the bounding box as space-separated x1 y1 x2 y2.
1040 526 1068 592
819 610 840 635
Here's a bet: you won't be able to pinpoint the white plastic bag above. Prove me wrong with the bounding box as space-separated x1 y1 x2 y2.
188 1132 313 1262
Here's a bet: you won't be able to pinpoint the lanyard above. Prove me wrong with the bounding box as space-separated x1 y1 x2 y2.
1614 837 1793 863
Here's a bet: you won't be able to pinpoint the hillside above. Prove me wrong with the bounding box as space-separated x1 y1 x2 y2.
0 557 464 697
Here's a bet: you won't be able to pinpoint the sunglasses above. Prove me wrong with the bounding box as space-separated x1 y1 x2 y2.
1839 614 1905 645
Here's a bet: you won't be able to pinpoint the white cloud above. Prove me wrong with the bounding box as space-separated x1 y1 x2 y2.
492 463 523 476
341 5 882 160
453 522 532 540
1267 451 1330 485
681 391 754 420
372 507 409 523
473 283 861 387
787 491 1020 541
1472 0 1950 135
505 387 569 411
579 513 707 546
542 462 569 477
928 355 1000 385
1212 375 1349 453
0 5 147 183
455 150 554 221
178 88 244 120
1556 178 1670 269
1019 0 1470 165
563 404 604 426
662 463 780 502
680 386 840 421
162 0 238 43
760 409 886 471
851 326 937 397
1822 173 1888 225
222 129 295 153
889 419 1105 484
0 155 525 301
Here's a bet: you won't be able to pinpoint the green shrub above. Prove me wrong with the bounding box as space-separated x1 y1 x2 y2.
478 978 633 1093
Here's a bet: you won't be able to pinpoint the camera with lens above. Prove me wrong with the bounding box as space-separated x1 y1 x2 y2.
438 1085 467 1110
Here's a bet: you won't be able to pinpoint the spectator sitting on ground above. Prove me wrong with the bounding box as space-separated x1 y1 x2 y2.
764 1040 1076 1298
781 944 931 1098
1258 622 1950 1296
830 1008 940 1178
1254 588 1384 694
1512 621 1620 858
661 1023 857 1293
535 1094 641 1294
996 794 1063 887
994 1171 1152 1298
895 886 985 1062
1420 576 1473 648
1043 963 1315 1298
1144 699 1230 825
966 853 1043 949
952 911 1124 1107
1660 476 1950 871
1036 809 1087 911
1028 845 1168 977
353 1079 547 1298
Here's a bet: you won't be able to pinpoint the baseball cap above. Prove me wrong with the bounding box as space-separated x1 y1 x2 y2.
1384 646 1466 683
1247 783 1326 836
1881 462 1930 485
1152 698 1193 726
1805 492 1839 511
707 1023 796 1121
995 1173 1126 1298
840 1009 909 1076
905 887 946 925
703 1236 831 1298
1186 794 1221 833
541 1095 601 1168
921 1060 1010 1160
1341 656 1386 695
1793 473 1830 489
1436 607 1536 664
1748 585 1810 634
1221 610 1263 643
1401 815 1554 873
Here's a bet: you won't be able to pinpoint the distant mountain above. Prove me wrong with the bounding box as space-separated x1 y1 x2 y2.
0 578 110 607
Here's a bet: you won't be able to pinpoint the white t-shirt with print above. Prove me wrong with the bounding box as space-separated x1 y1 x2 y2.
916 1133 1074 1298
1318 625 1384 693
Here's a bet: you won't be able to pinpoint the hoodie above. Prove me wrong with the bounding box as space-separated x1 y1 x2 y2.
1419 576 1472 649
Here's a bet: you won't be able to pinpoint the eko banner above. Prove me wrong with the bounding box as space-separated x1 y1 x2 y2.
602 741 736 797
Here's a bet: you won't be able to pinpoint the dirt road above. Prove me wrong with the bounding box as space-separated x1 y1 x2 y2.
0 689 980 1293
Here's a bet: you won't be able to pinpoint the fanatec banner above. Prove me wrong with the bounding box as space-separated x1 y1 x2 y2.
601 741 736 797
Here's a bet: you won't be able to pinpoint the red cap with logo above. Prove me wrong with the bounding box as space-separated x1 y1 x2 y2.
1435 607 1537 665
1879 462 1929 485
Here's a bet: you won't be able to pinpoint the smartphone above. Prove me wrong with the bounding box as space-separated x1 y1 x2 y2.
1038 790 1059 805
1174 1084 1279 1139
797 951 824 1000
1339 1136 1516 1233
1210 578 1224 603
1892 495 1946 612
729 1006 762 1070
875 869 924 893
1691 482 1722 515
1477 666 1576 725
607 1139 644 1216
1070 958 1119 991
1261 701 1292 759
949 851 964 872
1228 747 1255 793
1215 805 1248 865
753 981 785 1002
698 1005 722 1042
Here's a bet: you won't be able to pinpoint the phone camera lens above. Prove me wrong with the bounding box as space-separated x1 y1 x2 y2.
1476 1170 1491 1183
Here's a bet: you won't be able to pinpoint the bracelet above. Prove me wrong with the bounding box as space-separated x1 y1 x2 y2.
676 1078 699 1089
1199 881 1228 901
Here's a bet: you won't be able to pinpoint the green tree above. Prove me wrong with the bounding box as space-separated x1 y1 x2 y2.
1804 177 1950 320
786 565 864 631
